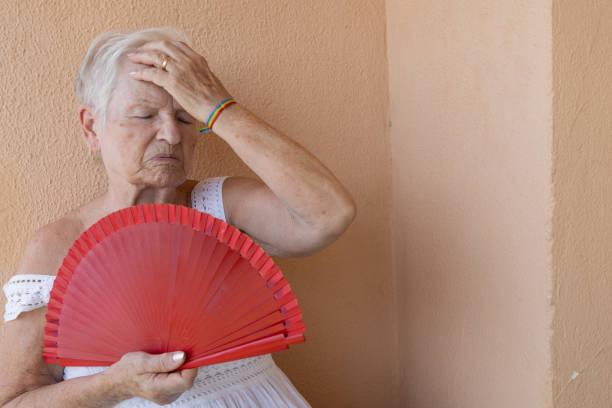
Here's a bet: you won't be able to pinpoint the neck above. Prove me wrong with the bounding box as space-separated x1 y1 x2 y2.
76 179 190 235
101 178 187 215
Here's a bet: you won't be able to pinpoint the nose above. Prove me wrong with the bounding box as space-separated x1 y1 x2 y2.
155 116 182 145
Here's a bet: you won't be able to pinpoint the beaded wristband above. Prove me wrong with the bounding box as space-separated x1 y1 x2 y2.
199 98 237 133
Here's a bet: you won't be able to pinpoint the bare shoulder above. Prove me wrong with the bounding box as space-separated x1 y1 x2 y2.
222 176 262 196
17 213 85 278
221 176 268 223
220 177 303 256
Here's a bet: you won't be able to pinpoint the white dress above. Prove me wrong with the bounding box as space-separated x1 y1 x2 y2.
2 177 311 408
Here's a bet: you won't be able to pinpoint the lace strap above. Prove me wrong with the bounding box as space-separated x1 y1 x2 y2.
3 274 56 322
191 177 229 222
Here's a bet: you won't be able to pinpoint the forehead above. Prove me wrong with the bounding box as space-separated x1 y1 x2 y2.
111 58 181 110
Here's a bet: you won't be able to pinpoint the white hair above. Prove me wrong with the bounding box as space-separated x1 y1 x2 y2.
75 27 191 125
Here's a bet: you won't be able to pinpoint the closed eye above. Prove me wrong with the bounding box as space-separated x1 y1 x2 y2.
132 114 191 124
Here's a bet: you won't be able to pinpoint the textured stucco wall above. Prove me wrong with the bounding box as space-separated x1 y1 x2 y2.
552 1 612 406
0 1 394 406
386 1 552 406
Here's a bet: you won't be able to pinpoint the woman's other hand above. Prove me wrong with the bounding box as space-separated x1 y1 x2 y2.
126 40 232 125
103 350 197 405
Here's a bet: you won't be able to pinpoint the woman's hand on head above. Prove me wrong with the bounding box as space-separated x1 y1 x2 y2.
103 350 197 405
126 40 233 125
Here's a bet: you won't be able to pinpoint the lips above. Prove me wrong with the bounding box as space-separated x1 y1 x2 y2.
152 154 179 160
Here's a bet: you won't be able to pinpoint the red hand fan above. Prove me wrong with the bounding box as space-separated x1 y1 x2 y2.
43 203 305 369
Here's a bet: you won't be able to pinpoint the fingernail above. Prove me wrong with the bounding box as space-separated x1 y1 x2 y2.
129 71 137 76
127 52 135 56
172 351 185 361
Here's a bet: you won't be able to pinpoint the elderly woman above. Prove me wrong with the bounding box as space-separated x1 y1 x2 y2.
0 27 355 407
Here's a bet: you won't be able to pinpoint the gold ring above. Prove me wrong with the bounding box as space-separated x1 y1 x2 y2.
161 55 171 71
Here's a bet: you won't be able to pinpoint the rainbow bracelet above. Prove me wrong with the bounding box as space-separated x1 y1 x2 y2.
199 98 237 133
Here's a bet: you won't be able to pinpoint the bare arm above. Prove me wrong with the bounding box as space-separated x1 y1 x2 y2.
3 377 125 408
0 225 130 407
216 104 357 257
126 41 355 257
0 309 129 408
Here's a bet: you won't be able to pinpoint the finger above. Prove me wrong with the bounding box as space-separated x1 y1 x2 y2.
136 40 186 61
129 67 173 89
172 40 200 59
179 367 198 381
141 351 186 373
127 50 180 73
152 368 197 392
138 40 209 70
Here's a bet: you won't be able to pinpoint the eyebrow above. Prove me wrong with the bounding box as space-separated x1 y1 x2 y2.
125 99 161 109
125 100 189 113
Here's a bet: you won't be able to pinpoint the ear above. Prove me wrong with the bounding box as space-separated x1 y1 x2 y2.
79 104 101 152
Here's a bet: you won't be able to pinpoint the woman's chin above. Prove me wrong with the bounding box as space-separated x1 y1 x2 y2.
145 167 187 187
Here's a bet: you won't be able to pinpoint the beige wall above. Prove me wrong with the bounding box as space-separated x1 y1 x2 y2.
0 1 395 407
386 1 552 406
552 1 612 407
5 1 612 406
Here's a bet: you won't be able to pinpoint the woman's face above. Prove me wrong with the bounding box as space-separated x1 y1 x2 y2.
98 56 199 188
